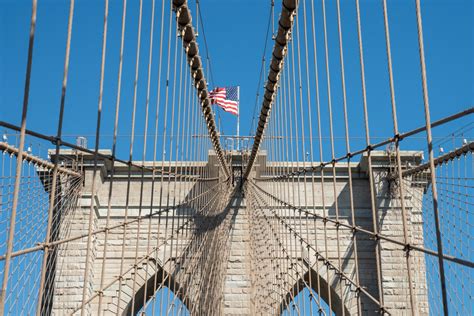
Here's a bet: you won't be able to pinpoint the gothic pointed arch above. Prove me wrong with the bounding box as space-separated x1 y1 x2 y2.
125 264 192 315
279 267 351 316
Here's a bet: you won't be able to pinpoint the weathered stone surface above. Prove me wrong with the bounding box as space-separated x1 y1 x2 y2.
45 150 428 315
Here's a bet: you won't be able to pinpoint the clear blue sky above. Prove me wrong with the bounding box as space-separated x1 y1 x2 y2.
1 0 472 161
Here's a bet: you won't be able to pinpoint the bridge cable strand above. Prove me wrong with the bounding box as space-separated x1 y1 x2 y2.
249 1 274 137
36 0 76 314
0 1 37 313
96 0 128 313
80 0 110 314
243 0 299 180
414 0 449 313
173 0 231 179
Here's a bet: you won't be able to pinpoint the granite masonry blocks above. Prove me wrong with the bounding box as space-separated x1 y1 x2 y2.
46 151 428 315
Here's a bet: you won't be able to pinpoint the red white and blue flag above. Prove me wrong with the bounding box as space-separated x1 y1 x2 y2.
209 86 239 116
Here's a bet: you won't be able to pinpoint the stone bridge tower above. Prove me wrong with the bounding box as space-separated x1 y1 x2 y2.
44 149 428 315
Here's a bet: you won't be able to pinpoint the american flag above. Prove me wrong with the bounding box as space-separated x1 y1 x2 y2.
209 86 239 116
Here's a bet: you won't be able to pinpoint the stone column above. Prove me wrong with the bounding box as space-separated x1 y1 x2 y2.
51 153 106 315
368 151 429 315
222 192 252 315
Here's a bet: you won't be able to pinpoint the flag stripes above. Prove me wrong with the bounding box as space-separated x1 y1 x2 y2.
209 87 239 116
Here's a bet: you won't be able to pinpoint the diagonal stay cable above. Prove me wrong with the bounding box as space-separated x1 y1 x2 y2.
249 180 474 269
248 180 385 312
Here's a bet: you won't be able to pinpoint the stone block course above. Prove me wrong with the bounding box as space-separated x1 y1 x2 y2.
47 151 428 315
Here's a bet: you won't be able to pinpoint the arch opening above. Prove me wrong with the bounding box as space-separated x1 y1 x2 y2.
138 286 190 316
125 265 191 316
281 288 331 316
279 268 352 316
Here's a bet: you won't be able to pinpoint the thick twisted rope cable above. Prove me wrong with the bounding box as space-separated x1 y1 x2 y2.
402 141 474 178
173 0 230 179
0 142 80 177
243 0 299 180
2 105 469 183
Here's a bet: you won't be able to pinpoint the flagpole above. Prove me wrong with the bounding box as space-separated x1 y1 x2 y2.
237 86 240 151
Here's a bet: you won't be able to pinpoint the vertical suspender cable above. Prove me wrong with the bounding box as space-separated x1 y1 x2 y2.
96 0 127 313
0 0 37 312
36 1 74 314
414 0 449 313
355 0 385 311
80 1 108 314
243 0 299 180
173 0 230 179
309 0 324 310
130 0 157 312
115 0 143 312
149 0 167 312
381 0 416 313
334 0 363 312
